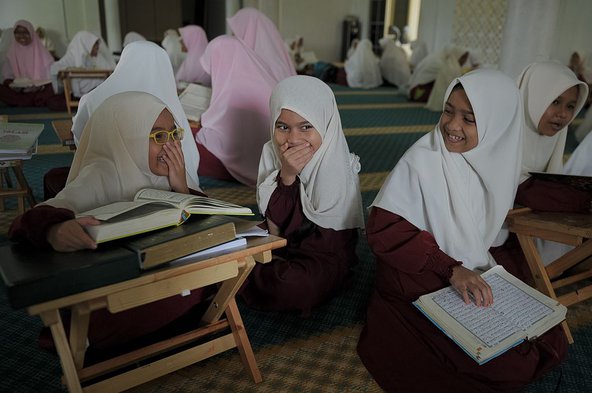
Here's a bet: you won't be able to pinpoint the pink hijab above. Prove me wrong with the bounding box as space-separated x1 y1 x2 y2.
175 25 210 86
3 19 54 81
227 8 295 82
197 35 276 187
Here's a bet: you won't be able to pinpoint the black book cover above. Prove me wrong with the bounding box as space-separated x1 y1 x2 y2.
0 242 139 309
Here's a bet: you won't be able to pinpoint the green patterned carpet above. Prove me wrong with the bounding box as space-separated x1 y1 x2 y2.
0 85 590 392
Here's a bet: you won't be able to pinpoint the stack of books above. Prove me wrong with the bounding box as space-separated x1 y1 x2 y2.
0 122 44 161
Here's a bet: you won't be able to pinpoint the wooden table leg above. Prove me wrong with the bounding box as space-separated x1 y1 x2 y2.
225 297 262 383
201 256 256 324
40 309 83 393
70 303 92 369
516 233 574 344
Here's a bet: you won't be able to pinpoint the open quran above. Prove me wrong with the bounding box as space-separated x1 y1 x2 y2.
413 266 566 365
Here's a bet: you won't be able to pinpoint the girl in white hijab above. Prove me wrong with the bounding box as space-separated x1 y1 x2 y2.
241 75 364 316
50 31 116 97
344 38 382 89
161 29 186 75
72 40 201 192
517 61 588 183
10 92 210 351
358 69 567 392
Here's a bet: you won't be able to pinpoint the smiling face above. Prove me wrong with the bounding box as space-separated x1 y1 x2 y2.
13 25 32 46
273 109 322 153
439 86 478 153
148 109 176 176
537 85 579 136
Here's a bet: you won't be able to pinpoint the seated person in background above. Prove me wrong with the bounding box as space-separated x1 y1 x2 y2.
407 45 468 103
409 39 428 71
346 38 360 60
162 28 186 75
514 61 590 214
35 26 58 59
241 75 364 317
50 31 116 99
122 31 146 48
378 29 411 89
286 35 318 74
68 40 200 191
507 61 591 267
344 38 382 89
195 35 276 187
9 91 210 358
357 69 568 392
0 20 55 107
227 7 296 82
175 25 210 89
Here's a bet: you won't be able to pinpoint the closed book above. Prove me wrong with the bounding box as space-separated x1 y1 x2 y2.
0 122 44 154
0 242 139 309
124 215 237 270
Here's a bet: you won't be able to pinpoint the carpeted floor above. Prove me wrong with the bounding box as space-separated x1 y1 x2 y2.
0 85 591 392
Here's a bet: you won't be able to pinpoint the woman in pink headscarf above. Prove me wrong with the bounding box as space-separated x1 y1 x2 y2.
195 35 276 187
0 19 55 107
227 7 295 82
175 25 210 88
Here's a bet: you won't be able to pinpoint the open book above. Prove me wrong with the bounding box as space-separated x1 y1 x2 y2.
78 188 253 243
413 265 566 365
0 122 44 155
528 171 592 191
178 83 211 122
9 78 52 89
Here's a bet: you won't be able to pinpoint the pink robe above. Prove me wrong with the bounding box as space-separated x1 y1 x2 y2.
357 207 567 393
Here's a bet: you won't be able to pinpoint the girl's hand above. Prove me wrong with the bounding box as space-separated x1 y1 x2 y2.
277 141 314 185
449 265 494 307
47 216 101 252
163 140 189 194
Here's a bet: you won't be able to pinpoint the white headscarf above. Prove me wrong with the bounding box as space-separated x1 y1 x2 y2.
373 69 523 270
44 92 171 213
70 41 200 191
50 31 116 96
122 31 146 47
518 61 588 182
161 29 186 74
379 37 411 88
344 38 382 89
258 75 365 231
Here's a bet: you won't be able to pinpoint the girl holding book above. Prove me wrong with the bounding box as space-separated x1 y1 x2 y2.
357 69 567 392
240 75 364 317
9 91 210 357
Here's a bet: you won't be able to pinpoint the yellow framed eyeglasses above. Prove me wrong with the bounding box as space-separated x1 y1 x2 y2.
149 128 184 144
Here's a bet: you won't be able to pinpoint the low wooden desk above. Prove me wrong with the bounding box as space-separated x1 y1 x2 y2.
507 210 592 343
58 69 112 116
26 235 286 393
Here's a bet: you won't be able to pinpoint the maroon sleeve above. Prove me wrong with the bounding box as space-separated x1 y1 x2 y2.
515 177 591 212
366 207 461 280
265 175 300 228
8 205 75 248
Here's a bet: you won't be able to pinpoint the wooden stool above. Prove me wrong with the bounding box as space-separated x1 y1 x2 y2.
0 160 37 214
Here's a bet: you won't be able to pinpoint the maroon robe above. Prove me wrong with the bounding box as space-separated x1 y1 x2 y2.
9 203 211 355
515 177 591 213
240 179 359 316
357 207 567 393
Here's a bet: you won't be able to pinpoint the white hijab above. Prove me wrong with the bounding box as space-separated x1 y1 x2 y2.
71 41 200 191
161 29 186 74
50 31 116 96
518 61 588 182
373 69 523 270
44 92 171 213
379 37 411 88
257 75 365 231
344 38 382 89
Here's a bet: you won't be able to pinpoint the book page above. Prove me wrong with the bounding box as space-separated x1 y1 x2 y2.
179 83 212 121
135 188 196 207
430 272 554 347
0 123 44 153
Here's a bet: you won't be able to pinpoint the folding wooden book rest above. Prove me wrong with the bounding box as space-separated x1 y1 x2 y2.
58 69 112 116
25 235 286 393
507 209 592 344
